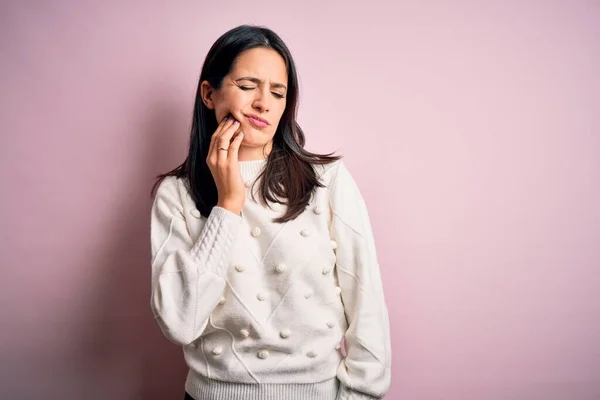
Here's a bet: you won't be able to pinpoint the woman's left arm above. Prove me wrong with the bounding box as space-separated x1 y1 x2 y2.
329 161 392 400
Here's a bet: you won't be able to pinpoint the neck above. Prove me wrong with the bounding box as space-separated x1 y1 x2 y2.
237 142 272 161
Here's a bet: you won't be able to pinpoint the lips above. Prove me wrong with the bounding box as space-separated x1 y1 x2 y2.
245 114 270 129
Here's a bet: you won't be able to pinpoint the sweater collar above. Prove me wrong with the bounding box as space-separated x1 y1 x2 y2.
239 159 267 181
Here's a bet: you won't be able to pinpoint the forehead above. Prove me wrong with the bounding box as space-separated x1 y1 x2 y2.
230 47 288 82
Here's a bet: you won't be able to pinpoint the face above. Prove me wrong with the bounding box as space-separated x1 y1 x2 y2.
201 47 288 152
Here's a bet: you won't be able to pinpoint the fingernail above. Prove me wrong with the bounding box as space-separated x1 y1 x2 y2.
223 116 229 121
233 120 239 125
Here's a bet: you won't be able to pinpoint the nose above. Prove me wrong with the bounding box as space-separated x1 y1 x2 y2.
252 87 270 113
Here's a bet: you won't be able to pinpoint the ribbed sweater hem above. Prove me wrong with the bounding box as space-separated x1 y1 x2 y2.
185 370 340 400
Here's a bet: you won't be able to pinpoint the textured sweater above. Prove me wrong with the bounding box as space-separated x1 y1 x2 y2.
150 159 391 400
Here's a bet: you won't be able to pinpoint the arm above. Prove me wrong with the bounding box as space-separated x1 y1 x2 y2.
329 162 392 399
150 177 242 346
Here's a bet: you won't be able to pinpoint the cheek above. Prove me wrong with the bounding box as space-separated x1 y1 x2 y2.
214 89 247 117
277 99 287 115
273 104 286 124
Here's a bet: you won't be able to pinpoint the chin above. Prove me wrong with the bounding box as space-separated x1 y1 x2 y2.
240 127 274 147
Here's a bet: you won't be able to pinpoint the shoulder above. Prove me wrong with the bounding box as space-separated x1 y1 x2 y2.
152 176 190 216
314 158 348 188
154 175 184 199
313 158 359 194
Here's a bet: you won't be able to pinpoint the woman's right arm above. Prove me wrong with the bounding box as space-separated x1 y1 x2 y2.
150 177 243 346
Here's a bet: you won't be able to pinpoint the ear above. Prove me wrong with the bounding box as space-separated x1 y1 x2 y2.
200 80 215 109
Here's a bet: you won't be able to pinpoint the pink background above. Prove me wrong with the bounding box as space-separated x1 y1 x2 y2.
1 1 599 399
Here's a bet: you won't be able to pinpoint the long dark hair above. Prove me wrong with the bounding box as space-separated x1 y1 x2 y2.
151 25 341 223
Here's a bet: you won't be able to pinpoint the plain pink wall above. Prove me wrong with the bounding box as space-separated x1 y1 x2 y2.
1 1 598 399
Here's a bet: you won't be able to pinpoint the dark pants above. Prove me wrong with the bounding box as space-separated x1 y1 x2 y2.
184 393 194 400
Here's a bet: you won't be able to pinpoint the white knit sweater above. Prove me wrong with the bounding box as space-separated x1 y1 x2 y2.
150 159 391 400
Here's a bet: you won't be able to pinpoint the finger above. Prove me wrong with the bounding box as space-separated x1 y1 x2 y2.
228 131 244 162
209 117 234 163
208 132 217 164
209 117 231 152
217 120 239 163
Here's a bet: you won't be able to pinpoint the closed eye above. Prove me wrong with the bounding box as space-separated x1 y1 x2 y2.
239 85 285 99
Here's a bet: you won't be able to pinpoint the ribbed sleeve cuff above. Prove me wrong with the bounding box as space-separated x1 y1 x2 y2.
338 385 383 400
190 206 242 277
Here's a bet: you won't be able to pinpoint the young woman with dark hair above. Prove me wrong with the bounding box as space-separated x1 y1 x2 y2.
150 25 391 400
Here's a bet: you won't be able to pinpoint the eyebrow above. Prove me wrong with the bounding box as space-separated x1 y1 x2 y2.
235 76 287 90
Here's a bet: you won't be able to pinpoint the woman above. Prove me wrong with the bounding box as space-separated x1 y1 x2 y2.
150 25 391 400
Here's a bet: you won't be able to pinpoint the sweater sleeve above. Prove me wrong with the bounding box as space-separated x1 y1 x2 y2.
329 162 392 400
150 177 243 346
